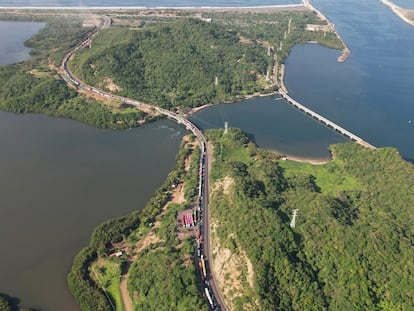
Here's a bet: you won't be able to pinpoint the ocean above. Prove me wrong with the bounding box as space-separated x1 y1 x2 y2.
0 0 299 8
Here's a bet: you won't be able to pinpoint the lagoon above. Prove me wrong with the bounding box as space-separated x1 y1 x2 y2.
0 21 44 65
290 0 414 160
0 111 184 310
190 95 347 160
0 26 184 308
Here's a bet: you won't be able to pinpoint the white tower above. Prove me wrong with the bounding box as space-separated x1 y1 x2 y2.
224 121 229 134
290 209 298 228
288 17 292 34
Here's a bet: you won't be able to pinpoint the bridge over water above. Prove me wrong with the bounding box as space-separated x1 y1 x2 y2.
279 90 376 149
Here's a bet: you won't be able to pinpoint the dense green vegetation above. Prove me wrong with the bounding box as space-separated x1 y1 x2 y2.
71 18 271 109
206 128 414 310
205 10 343 62
0 64 149 129
0 17 150 129
128 240 206 311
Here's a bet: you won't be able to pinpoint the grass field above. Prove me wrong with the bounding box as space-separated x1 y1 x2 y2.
279 159 363 195
91 259 124 311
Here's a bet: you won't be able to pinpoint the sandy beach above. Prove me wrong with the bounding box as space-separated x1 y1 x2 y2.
280 154 331 165
0 4 305 12
380 0 414 27
268 146 331 165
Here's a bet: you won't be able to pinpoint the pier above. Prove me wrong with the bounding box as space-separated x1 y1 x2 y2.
279 90 376 149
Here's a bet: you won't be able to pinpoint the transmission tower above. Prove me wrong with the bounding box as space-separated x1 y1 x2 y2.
290 209 299 228
224 121 229 134
288 17 292 34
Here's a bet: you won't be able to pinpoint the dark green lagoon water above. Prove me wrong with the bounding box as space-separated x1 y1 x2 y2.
0 21 45 65
0 112 184 311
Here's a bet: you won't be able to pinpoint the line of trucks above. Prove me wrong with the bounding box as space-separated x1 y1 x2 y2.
181 141 219 311
194 144 220 311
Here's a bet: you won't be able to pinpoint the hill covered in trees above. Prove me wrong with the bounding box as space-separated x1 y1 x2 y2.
70 18 271 109
206 128 414 310
70 10 341 110
69 128 414 311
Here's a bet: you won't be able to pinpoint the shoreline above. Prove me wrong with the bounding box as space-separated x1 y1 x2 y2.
269 147 331 165
301 0 351 62
380 0 414 27
280 154 331 165
187 91 276 116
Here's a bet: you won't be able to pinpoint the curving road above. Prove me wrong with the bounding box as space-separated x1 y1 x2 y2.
61 14 227 311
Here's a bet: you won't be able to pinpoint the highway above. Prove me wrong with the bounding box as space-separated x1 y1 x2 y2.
61 14 227 311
